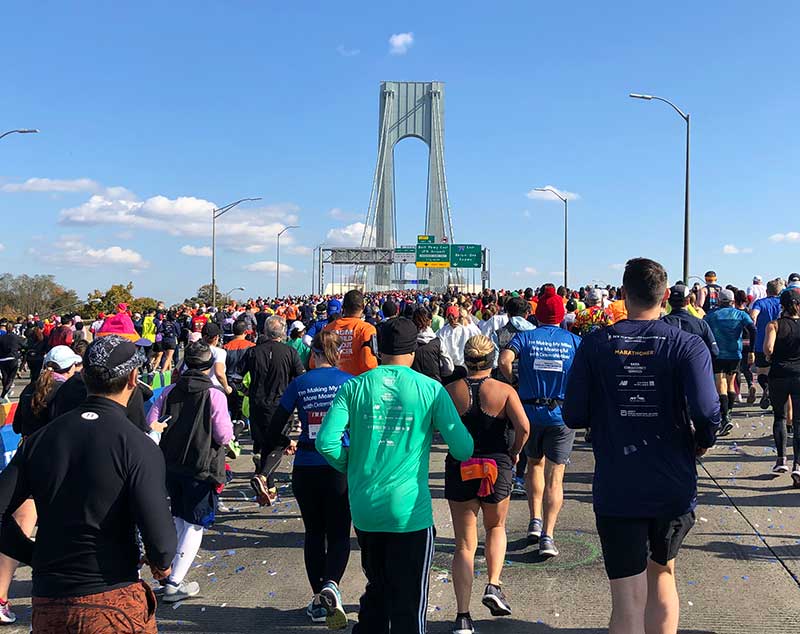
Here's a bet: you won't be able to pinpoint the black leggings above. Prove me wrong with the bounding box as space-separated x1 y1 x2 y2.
0 359 18 398
769 376 800 462
292 465 351 594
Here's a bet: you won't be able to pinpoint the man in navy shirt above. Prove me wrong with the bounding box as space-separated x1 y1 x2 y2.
750 278 784 409
499 284 581 558
563 258 720 634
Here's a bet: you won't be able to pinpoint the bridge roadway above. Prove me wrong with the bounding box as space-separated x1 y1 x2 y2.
6 402 800 633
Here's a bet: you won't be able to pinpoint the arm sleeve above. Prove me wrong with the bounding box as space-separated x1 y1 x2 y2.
702 322 720 359
680 340 722 448
432 387 474 461
145 385 172 426
0 451 34 565
127 443 177 570
316 385 351 473
562 339 592 429
209 390 234 445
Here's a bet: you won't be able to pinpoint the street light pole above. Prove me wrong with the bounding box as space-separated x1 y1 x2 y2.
211 197 262 308
629 93 691 283
533 187 569 289
0 129 39 142
276 225 299 298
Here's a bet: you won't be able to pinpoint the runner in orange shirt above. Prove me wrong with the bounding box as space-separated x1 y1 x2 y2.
323 290 378 375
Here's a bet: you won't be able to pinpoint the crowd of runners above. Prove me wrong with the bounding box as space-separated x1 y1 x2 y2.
0 260 798 633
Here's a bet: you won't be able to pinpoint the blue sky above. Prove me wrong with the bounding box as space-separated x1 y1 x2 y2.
2 1 799 302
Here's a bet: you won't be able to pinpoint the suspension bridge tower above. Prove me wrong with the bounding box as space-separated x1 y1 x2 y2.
360 81 457 289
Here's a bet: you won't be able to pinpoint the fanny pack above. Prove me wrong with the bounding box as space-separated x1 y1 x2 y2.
460 458 498 498
521 397 564 411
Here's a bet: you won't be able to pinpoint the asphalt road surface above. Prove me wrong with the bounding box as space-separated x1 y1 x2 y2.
5 400 800 633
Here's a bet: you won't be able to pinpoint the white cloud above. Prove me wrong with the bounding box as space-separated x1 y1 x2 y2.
37 238 147 268
180 245 212 257
0 244 4 252
1 177 100 193
524 266 537 274
723 244 753 255
336 44 360 57
59 188 300 252
770 232 800 243
389 32 414 55
610 263 625 271
526 186 580 201
243 260 294 273
287 245 313 256
232 244 268 254
549 271 564 277
329 207 360 221
326 222 366 246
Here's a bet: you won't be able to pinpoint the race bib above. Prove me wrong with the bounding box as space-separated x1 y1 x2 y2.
533 358 563 372
307 410 325 439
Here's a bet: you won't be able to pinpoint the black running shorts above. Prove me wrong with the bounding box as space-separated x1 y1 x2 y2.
712 358 740 375
444 453 513 504
595 512 696 580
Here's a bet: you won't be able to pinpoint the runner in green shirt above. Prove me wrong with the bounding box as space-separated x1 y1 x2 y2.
286 321 311 368
317 317 473 634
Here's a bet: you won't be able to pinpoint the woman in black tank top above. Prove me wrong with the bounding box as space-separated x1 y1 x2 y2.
443 335 530 633
764 287 800 484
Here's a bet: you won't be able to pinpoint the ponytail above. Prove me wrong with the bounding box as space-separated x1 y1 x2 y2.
32 364 57 416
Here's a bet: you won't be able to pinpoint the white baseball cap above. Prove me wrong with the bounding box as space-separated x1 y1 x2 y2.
44 345 83 372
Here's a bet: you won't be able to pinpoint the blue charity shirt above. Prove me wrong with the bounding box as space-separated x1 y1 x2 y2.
752 296 781 351
703 307 754 360
508 325 582 427
279 366 353 467
562 319 721 518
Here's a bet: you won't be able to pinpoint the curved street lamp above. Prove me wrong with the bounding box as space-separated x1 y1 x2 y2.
629 93 690 283
533 187 569 289
211 198 262 307
276 226 299 298
0 129 39 142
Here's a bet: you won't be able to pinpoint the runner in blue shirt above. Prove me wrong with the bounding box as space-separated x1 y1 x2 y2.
263 330 353 628
498 284 581 558
563 258 720 634
750 278 785 409
704 289 756 434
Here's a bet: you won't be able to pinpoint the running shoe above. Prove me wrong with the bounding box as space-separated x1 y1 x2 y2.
759 392 770 410
511 476 526 496
453 613 475 634
318 581 347 630
481 583 512 616
306 597 327 623
718 419 734 437
163 581 200 603
226 440 242 459
792 467 800 488
747 386 757 404
539 535 559 558
216 499 231 513
527 517 542 544
772 458 789 474
0 600 16 624
250 475 278 506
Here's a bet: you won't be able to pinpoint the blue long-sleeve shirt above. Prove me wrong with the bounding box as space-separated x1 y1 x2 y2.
563 319 721 518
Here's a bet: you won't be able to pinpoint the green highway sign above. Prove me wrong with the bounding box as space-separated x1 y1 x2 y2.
450 244 482 268
415 243 450 268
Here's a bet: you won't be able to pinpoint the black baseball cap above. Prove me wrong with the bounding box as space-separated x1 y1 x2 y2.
789 273 800 283
669 284 690 305
378 317 418 355
85 335 146 378
185 341 214 370
201 322 221 339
